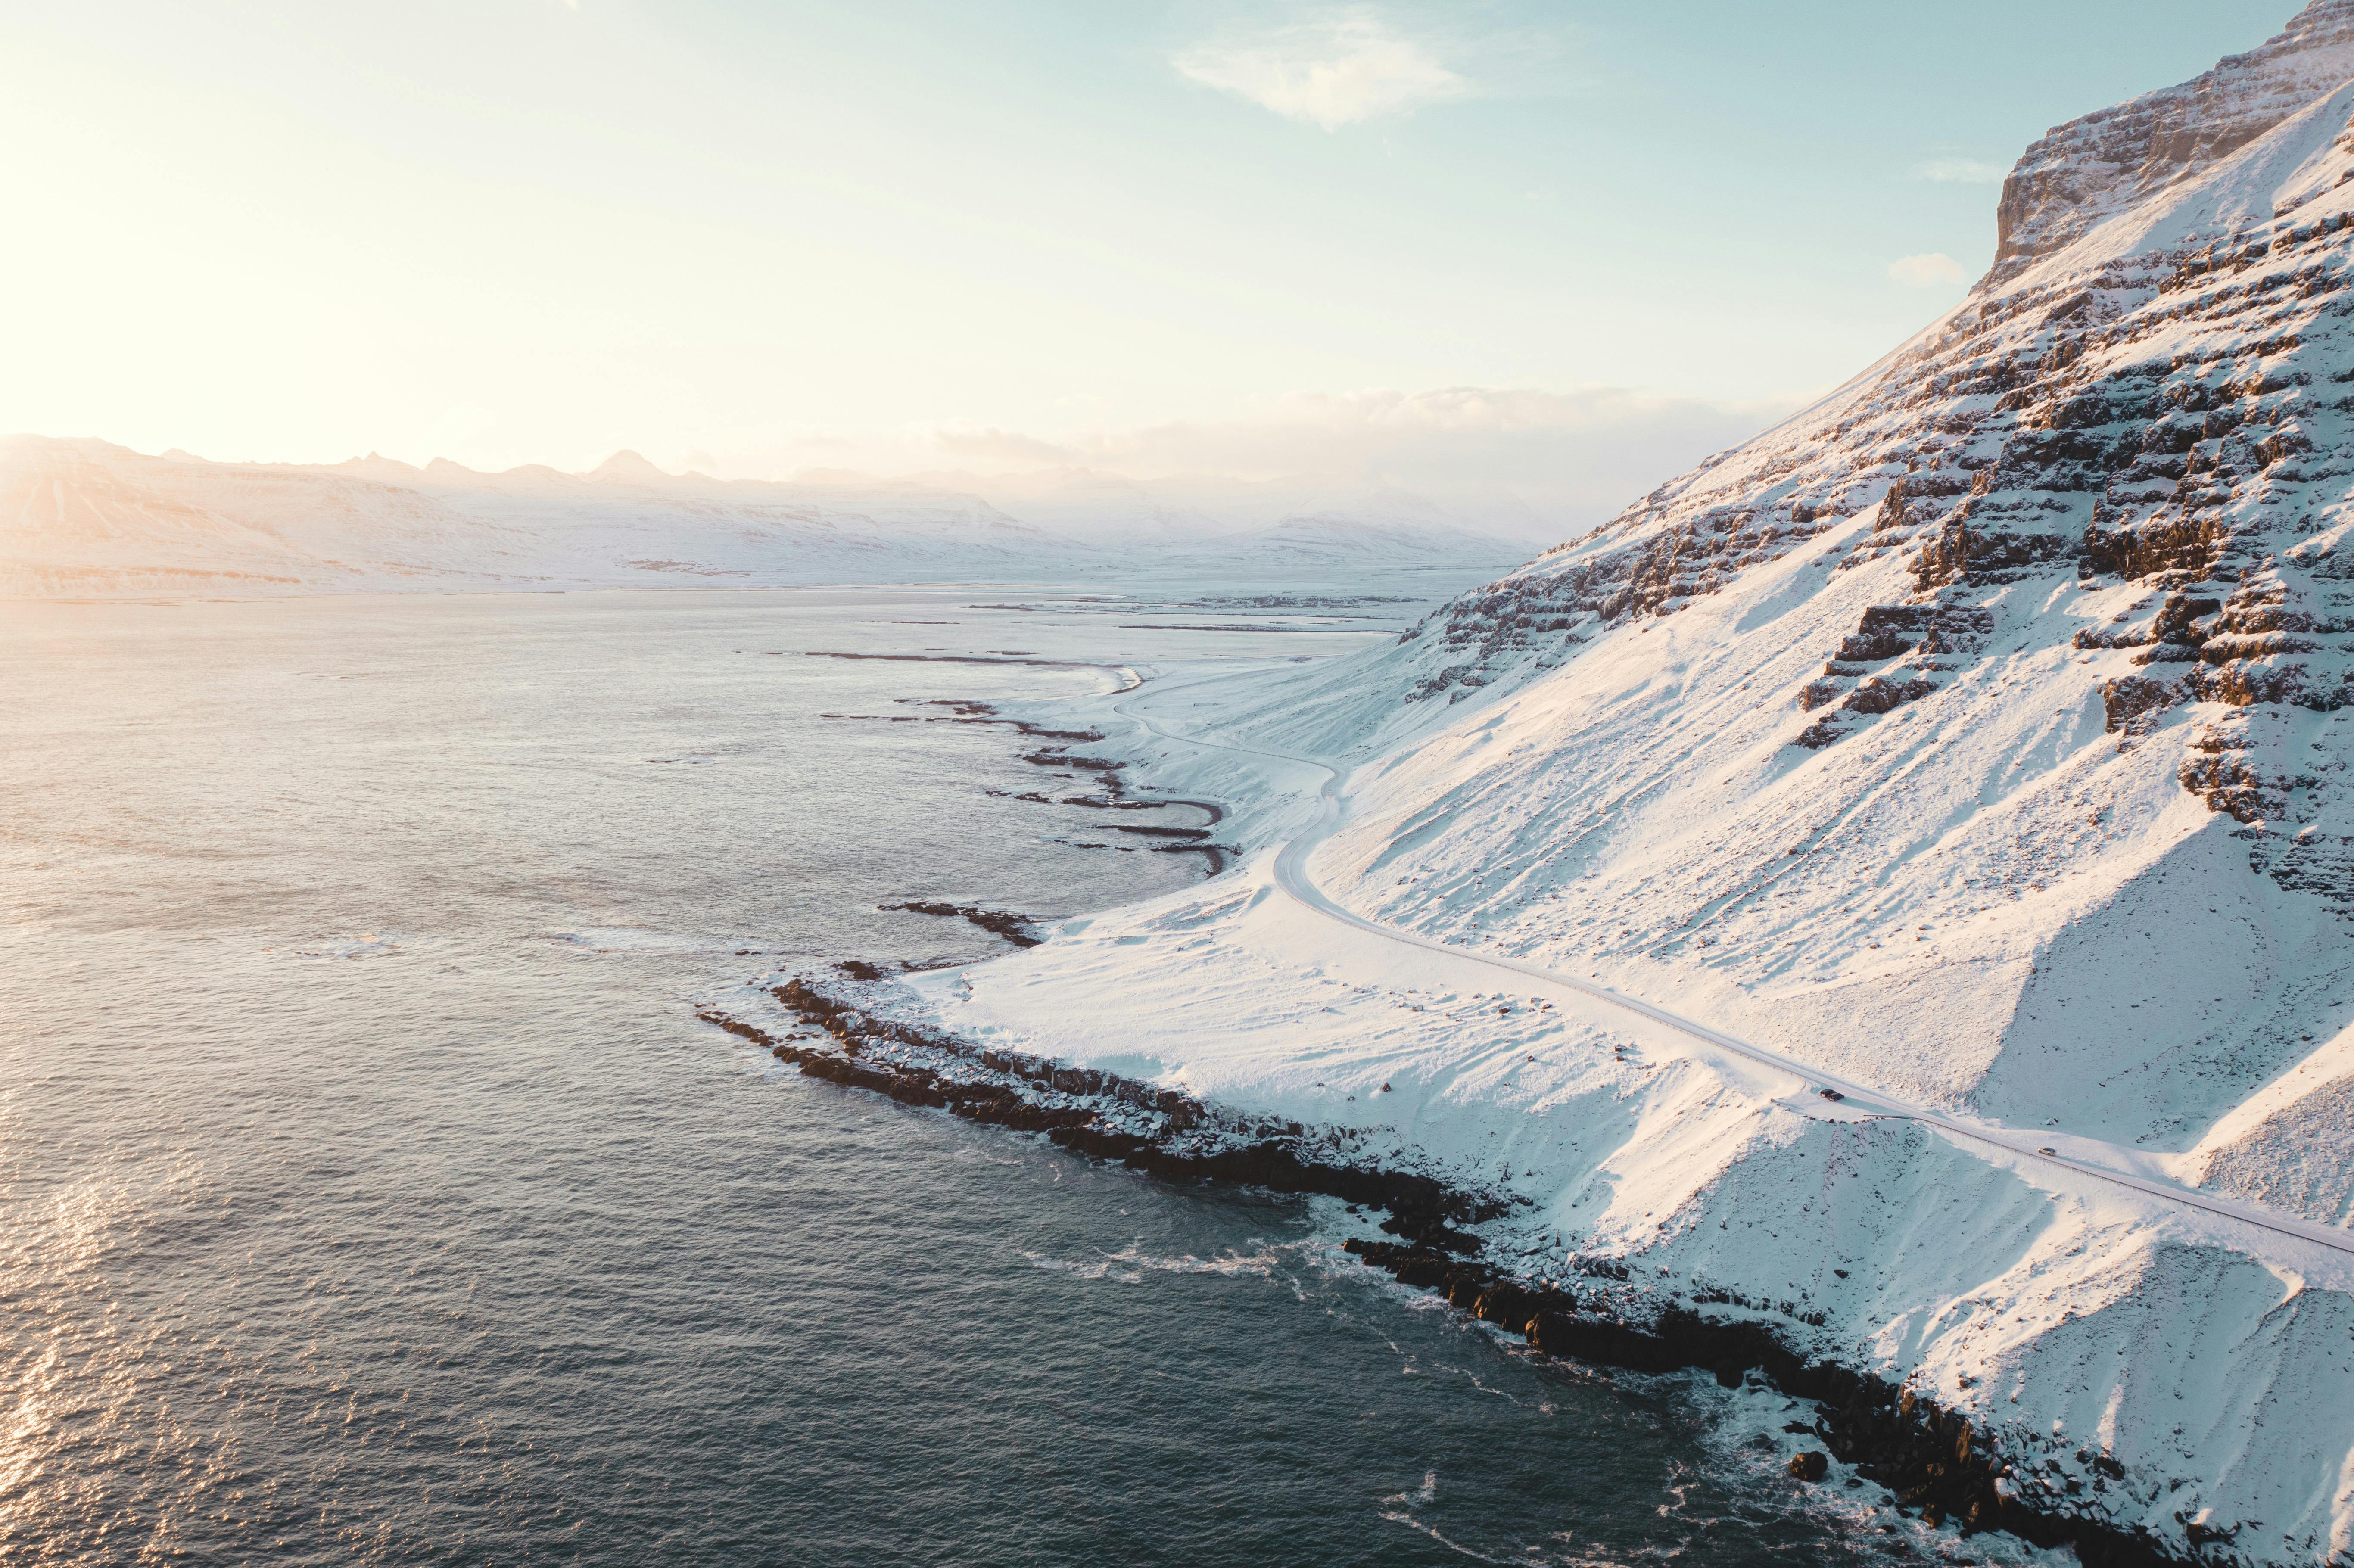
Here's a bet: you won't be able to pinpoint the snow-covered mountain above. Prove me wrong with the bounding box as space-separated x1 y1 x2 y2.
825 6 2354 1559
877 461 1552 569
0 437 1073 595
898 466 1234 544
1991 1 2354 286
1131 492 1535 577
0 438 1535 596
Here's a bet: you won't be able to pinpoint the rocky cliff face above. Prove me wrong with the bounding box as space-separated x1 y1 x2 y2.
1993 0 2354 283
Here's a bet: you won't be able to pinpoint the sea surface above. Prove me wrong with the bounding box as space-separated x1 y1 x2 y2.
1 588 1920 1566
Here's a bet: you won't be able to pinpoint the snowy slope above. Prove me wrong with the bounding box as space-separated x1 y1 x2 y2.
844 8 2354 1560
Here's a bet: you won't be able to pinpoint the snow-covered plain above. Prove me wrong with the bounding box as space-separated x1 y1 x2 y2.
820 8 2354 1562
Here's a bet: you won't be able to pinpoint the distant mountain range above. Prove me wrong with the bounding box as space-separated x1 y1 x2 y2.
0 438 1538 596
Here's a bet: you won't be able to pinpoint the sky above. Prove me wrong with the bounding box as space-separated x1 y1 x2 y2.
0 0 2295 524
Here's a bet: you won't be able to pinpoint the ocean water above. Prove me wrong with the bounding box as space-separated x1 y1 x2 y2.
1 589 1907 1566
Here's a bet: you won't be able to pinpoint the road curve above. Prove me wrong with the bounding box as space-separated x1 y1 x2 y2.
1112 667 2354 1263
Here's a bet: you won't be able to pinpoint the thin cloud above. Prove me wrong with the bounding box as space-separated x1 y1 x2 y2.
931 425 1072 464
761 384 1800 536
1173 11 1469 130
1888 252 1968 288
1913 156 2008 185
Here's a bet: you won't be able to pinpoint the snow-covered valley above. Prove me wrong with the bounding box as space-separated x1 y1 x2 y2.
742 8 2354 1563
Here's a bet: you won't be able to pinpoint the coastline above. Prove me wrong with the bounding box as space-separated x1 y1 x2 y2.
719 649 2354 1568
700 968 2187 1568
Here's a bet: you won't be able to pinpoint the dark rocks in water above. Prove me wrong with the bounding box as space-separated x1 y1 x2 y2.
880 900 1045 948
1046 1121 1486 1251
1335 1239 2178 1568
982 788 1154 812
701 1003 1095 1130
1144 843 1230 875
1340 1239 1578 1335
1472 1283 1537 1329
925 691 1224 859
733 982 1500 1253
1019 751 1127 773
991 726 1228 865
910 700 1107 745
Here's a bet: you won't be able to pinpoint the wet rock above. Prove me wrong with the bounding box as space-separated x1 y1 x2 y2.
1336 1229 2179 1567
880 900 1046 948
744 984 1501 1257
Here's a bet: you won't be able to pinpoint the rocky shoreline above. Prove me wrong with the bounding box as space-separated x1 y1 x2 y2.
821 693 1232 875
878 900 1046 948
703 977 1493 1248
1338 1238 2182 1568
705 971 2199 1568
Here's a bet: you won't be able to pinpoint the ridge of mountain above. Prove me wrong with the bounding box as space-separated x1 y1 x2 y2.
1995 0 2354 284
0 436 1539 595
589 448 670 483
0 435 1075 594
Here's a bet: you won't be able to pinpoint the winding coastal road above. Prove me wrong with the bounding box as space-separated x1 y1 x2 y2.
1112 666 2354 1263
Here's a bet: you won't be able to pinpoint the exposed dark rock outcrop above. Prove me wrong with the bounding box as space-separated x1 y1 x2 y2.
1991 1 2354 283
879 900 1045 947
708 976 1497 1250
1338 1240 2191 1567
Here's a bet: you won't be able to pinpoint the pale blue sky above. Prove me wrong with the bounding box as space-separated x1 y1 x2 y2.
0 0 2285 505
